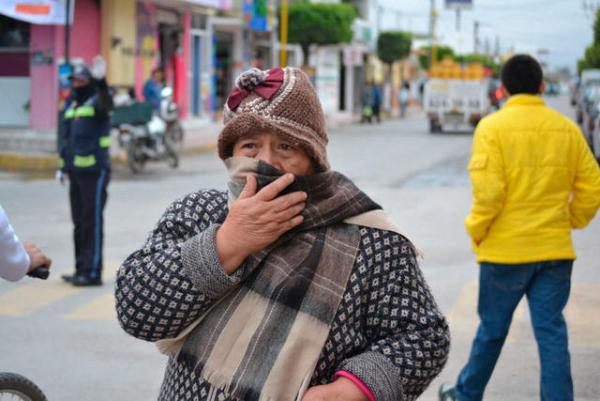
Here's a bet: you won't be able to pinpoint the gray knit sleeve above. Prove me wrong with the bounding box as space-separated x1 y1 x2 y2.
115 190 236 342
338 351 404 401
336 231 450 401
181 223 244 298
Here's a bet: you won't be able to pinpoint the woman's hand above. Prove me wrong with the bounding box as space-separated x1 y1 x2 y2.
301 378 370 401
216 173 307 274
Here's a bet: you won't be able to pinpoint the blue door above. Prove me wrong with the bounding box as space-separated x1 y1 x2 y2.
192 34 202 116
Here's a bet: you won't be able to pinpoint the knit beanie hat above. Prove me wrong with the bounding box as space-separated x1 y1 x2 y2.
218 67 329 171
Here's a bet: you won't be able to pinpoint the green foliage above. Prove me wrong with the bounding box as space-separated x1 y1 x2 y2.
579 8 600 75
376 31 413 66
595 8 600 44
418 45 455 69
286 2 356 64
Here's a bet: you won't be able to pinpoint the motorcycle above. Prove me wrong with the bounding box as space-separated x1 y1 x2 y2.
113 102 179 174
160 86 184 145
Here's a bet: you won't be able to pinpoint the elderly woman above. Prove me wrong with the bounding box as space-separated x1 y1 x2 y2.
115 67 450 401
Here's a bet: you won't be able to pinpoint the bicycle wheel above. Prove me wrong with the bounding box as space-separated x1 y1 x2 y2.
0 373 47 401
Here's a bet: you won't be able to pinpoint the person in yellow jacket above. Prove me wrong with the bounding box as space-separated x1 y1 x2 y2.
440 55 600 401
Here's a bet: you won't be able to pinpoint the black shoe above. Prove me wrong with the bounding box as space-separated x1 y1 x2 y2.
438 383 457 401
72 275 102 287
61 273 76 283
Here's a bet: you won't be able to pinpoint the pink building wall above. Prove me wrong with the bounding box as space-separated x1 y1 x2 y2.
30 0 101 130
178 11 191 120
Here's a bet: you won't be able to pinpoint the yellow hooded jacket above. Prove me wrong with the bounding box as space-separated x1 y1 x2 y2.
466 94 600 264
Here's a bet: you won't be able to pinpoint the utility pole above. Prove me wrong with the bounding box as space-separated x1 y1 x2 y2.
65 0 71 65
473 20 480 54
279 0 288 66
429 0 437 69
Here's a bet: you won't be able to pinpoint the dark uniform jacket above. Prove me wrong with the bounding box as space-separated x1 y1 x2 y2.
59 79 113 172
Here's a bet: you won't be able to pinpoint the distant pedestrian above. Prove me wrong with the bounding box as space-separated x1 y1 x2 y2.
143 67 164 111
0 205 51 282
439 54 600 401
398 81 410 118
57 55 113 287
360 81 374 123
372 82 382 123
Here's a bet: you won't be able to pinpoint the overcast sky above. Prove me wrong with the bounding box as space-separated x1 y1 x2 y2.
378 0 595 72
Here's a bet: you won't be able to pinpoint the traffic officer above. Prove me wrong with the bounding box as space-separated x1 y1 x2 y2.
58 55 112 286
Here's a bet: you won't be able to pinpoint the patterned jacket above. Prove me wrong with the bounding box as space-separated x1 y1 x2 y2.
115 190 450 401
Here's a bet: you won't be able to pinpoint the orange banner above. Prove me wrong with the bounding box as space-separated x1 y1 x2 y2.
15 4 51 15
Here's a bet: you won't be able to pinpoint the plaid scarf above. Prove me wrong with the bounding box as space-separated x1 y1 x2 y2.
160 158 390 401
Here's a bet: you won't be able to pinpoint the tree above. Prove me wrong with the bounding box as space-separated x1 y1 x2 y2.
418 45 455 70
377 31 413 68
286 2 356 65
579 8 600 74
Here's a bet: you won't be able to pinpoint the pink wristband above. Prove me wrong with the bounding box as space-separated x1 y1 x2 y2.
334 370 376 401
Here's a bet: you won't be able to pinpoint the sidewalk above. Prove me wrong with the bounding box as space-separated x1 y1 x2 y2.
0 111 363 173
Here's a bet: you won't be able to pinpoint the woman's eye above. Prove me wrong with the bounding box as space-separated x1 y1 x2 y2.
241 143 256 149
279 143 293 151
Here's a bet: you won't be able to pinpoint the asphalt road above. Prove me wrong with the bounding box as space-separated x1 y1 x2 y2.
0 95 598 401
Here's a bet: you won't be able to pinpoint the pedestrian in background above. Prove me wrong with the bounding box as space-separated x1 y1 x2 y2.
0 205 51 282
360 81 374 123
398 81 410 118
372 82 382 123
440 54 600 401
143 67 164 111
116 66 450 401
57 56 113 287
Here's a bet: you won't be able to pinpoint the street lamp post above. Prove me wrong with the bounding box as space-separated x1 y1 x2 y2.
279 0 288 66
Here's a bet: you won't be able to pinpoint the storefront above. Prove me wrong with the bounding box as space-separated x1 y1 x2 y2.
0 14 31 126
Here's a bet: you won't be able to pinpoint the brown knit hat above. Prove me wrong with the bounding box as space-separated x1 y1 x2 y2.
218 67 329 171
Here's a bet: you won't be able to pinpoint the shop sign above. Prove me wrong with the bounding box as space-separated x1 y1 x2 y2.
445 0 473 9
0 0 74 25
243 0 272 32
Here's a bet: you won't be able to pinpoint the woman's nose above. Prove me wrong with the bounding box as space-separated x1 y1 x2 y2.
256 148 276 166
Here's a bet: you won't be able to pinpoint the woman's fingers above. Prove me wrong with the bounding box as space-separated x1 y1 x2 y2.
273 202 305 222
238 174 257 199
271 191 308 212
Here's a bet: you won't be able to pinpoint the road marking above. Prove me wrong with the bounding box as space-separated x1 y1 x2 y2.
65 292 116 321
0 261 120 317
447 280 600 349
0 279 83 316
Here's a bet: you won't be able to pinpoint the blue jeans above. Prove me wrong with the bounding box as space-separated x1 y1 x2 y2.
455 260 573 401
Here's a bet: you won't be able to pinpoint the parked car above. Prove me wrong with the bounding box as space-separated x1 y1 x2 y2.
587 102 600 162
575 81 600 126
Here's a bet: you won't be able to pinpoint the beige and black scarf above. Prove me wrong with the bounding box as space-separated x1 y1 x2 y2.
157 157 410 401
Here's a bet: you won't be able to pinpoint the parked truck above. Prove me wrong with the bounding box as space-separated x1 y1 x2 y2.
424 58 492 133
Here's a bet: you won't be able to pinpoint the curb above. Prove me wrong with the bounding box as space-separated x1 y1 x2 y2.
0 142 217 174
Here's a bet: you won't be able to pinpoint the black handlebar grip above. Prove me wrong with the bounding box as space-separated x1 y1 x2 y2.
27 267 50 280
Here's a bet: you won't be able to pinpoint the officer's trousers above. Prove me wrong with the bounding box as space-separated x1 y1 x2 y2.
68 169 110 279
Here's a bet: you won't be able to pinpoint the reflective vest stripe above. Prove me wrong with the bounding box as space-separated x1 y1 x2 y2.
75 106 95 118
73 154 96 168
65 105 95 119
99 136 111 148
58 157 64 169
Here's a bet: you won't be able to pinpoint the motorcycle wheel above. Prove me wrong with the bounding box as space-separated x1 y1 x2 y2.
126 140 146 174
170 121 184 144
164 138 179 169
0 372 48 401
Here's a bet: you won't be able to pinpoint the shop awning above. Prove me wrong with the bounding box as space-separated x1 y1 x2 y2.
0 0 74 25
179 0 232 10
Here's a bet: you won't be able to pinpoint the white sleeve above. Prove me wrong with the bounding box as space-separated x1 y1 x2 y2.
0 205 30 281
